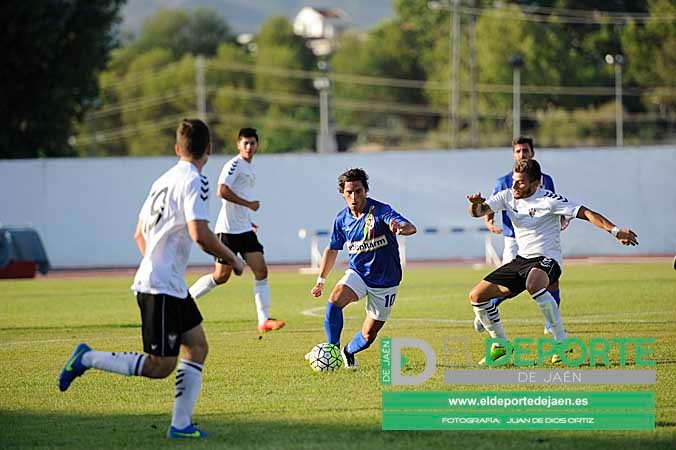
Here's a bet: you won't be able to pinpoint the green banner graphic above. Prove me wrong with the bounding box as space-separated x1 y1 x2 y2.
382 391 655 430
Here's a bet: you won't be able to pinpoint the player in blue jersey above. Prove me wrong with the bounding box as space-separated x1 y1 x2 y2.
309 168 417 369
479 136 566 334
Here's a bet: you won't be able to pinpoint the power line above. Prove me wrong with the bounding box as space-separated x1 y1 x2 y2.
100 61 189 90
458 4 675 25
88 88 195 119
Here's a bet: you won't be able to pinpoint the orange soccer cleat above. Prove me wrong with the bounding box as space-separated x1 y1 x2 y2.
257 318 286 333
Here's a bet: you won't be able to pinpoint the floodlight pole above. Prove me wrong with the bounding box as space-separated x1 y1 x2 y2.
605 54 625 147
509 55 523 138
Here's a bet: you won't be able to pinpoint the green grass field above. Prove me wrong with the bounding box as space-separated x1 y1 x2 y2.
1 262 675 449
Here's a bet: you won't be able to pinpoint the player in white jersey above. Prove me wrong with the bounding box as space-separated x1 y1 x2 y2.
478 136 565 334
58 119 245 439
467 159 638 364
189 128 285 333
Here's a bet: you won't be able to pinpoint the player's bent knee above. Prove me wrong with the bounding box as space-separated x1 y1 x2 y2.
184 342 208 363
213 270 232 285
525 279 548 295
468 288 484 303
143 356 177 379
253 267 268 280
329 285 358 307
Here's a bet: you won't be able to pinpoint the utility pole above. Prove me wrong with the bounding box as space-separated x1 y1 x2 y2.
195 55 207 122
469 3 478 146
450 0 460 149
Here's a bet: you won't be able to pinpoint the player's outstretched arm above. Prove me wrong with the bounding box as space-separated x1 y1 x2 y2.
219 184 260 211
311 248 339 298
576 206 639 246
484 212 502 234
188 220 246 274
133 219 146 256
389 220 417 236
467 193 492 218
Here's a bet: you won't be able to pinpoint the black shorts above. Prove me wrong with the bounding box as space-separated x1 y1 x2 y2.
215 231 264 264
484 255 562 297
136 292 203 357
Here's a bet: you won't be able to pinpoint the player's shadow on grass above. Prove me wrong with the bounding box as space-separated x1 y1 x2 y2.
1 411 673 450
0 323 140 332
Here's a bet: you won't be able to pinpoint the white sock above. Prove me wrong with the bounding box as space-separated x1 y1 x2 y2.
254 279 270 325
189 274 217 300
82 351 146 376
472 301 506 340
171 360 204 430
532 289 566 341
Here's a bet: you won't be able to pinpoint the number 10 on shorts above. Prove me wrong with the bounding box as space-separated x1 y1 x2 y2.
385 294 396 307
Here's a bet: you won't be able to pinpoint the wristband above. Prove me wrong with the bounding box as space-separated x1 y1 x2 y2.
316 276 326 284
610 226 620 237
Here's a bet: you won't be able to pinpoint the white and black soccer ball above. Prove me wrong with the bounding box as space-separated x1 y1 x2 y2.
307 342 343 372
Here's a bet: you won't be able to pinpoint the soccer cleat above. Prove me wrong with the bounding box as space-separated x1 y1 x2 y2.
552 348 574 364
58 343 92 392
478 343 508 365
473 316 485 333
341 346 358 369
257 318 285 333
167 424 207 439
545 324 568 335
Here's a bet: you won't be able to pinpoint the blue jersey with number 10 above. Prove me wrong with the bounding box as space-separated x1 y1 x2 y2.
329 198 410 288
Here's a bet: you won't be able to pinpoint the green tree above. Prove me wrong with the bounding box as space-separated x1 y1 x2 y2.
210 43 256 153
1 0 125 158
120 50 196 156
77 7 233 156
253 16 317 153
331 21 429 145
127 7 231 60
622 0 676 111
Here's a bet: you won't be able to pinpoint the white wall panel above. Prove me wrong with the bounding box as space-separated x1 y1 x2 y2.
1 146 673 268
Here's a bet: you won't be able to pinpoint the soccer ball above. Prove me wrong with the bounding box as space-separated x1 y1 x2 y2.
307 342 343 372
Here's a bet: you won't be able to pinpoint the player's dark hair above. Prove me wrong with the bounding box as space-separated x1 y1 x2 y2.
238 127 259 142
176 118 210 159
513 158 541 183
512 136 534 151
338 168 369 193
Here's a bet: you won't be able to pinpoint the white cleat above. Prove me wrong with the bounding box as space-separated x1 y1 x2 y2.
473 316 485 333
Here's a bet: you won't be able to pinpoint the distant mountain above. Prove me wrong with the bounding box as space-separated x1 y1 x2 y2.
120 0 395 36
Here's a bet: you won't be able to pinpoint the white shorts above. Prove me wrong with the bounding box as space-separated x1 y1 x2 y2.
502 236 519 265
337 269 399 321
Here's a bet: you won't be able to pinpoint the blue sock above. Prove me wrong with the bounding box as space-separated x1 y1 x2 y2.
491 296 508 308
323 303 344 346
550 289 561 307
346 331 372 355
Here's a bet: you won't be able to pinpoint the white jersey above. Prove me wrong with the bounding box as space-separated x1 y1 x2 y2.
132 160 210 298
487 188 581 267
214 155 255 234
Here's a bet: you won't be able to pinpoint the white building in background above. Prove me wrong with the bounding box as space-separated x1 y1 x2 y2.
293 7 346 56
